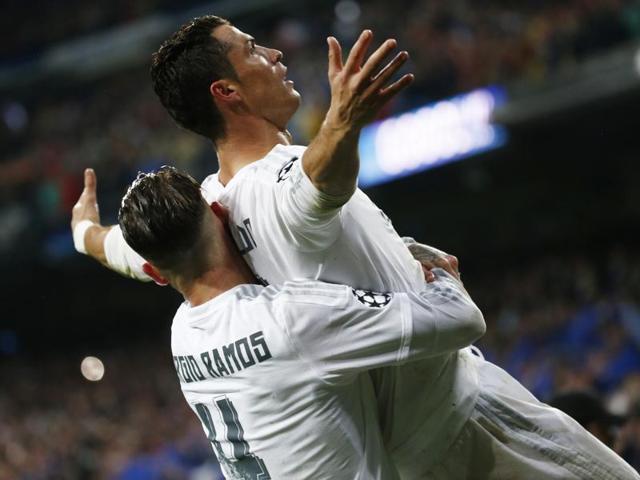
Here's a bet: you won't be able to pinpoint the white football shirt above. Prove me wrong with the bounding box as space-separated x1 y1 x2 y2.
210 145 480 474
108 144 481 474
172 272 482 480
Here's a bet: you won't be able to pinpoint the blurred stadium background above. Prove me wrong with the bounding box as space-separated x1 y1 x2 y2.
2 0 640 478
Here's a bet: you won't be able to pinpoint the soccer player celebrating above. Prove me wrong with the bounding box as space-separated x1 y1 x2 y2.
72 15 639 479
118 166 485 480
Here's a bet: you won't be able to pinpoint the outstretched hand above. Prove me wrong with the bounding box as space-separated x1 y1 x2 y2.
325 30 414 131
71 168 101 230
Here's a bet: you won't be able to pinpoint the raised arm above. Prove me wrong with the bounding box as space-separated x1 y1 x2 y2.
302 30 414 200
71 168 151 281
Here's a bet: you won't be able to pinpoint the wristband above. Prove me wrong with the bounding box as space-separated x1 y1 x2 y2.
73 220 95 254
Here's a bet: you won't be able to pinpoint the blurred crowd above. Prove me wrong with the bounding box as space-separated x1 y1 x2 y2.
1 0 208 62
2 248 640 479
0 348 222 480
1 0 640 265
474 246 640 410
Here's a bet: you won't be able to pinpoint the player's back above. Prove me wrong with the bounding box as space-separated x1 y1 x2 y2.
171 282 399 480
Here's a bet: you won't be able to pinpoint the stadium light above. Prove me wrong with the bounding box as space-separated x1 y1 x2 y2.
80 356 105 381
358 87 508 187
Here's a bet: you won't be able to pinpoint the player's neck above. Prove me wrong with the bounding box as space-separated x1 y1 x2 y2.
180 248 259 307
182 267 256 307
216 118 291 186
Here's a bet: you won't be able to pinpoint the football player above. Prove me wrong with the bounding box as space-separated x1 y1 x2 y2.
117 166 485 479
72 16 639 479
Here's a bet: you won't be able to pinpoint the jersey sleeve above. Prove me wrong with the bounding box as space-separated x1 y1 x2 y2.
405 269 485 359
103 226 152 282
277 158 352 252
277 271 485 385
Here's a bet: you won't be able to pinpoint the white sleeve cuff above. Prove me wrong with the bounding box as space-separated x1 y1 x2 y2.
294 159 355 213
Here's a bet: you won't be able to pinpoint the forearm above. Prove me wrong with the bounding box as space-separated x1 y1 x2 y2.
302 118 360 199
76 223 151 281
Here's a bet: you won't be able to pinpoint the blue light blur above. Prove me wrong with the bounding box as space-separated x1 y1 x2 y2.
358 87 508 187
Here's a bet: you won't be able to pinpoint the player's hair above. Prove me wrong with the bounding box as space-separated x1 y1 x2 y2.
151 15 236 142
118 166 210 278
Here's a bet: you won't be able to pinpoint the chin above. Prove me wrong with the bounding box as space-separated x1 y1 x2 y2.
290 90 301 108
281 94 301 125
268 90 301 131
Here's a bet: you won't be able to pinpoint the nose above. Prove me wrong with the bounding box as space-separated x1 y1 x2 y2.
270 48 283 64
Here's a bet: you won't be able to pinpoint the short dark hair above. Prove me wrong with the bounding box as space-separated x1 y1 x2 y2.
151 15 236 141
118 166 209 276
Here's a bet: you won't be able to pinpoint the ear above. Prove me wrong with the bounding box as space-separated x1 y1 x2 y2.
210 79 240 104
142 262 169 286
211 202 230 223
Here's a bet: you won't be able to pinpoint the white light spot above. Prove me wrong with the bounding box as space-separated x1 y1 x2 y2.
635 49 640 77
81 356 105 381
335 0 361 24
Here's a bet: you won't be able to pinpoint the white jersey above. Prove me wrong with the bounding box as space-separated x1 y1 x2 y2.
205 145 425 290
171 273 483 480
107 144 480 472
208 145 480 473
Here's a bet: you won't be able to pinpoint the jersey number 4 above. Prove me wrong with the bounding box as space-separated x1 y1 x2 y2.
195 397 271 479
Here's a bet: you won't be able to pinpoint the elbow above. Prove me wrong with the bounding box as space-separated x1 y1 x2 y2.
463 303 486 344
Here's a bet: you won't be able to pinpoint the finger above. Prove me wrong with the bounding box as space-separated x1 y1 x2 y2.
446 255 459 272
420 260 436 270
422 265 435 283
84 168 97 199
344 30 373 73
433 257 455 277
327 36 343 76
377 73 414 100
362 51 409 98
360 38 398 80
372 51 409 87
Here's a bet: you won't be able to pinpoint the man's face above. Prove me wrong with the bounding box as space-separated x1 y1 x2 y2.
213 25 301 129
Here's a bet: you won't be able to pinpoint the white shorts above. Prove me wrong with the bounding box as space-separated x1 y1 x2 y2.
425 357 640 480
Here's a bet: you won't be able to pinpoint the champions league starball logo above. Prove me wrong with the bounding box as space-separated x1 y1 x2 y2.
351 288 393 308
276 156 298 183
